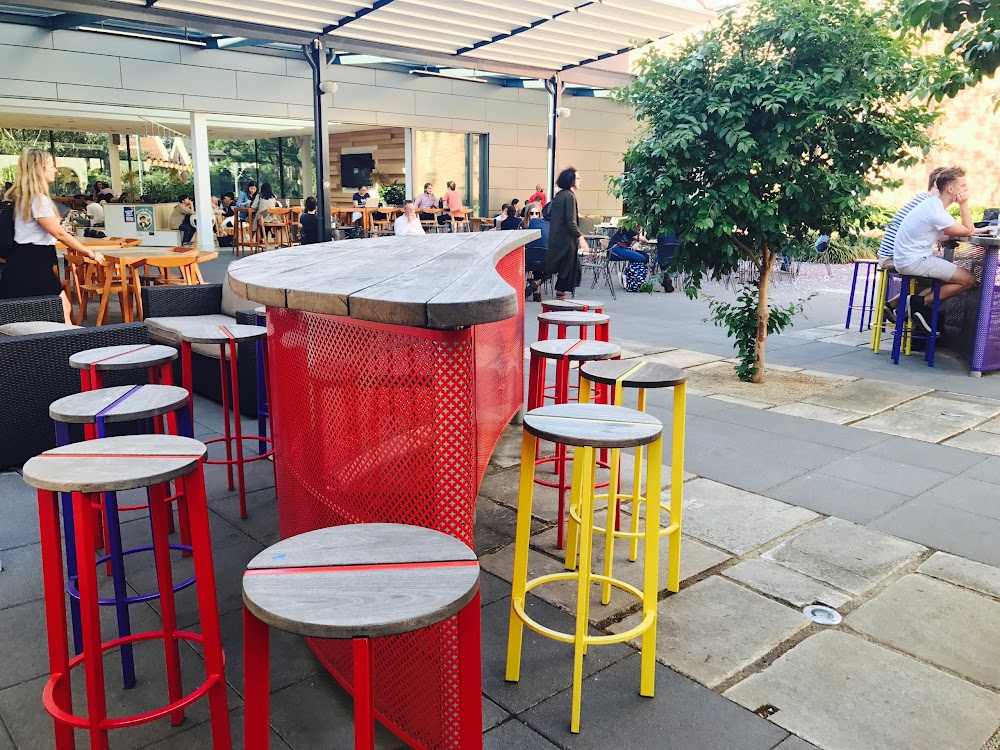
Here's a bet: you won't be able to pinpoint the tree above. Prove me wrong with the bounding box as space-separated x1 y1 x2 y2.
898 0 1000 100
611 0 940 382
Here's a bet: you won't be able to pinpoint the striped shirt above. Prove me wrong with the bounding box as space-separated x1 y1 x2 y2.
879 192 931 260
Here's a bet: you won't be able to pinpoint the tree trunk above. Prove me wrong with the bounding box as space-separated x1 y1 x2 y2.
751 247 771 384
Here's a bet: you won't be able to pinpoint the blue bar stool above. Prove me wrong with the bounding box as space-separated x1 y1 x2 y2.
891 276 942 367
845 259 879 331
49 384 195 689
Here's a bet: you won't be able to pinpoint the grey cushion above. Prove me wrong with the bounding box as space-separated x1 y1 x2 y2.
221 280 255 318
0 321 81 337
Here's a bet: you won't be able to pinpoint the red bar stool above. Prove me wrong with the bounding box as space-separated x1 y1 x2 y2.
180 323 273 519
22 434 231 750
242 523 482 750
537 310 610 343
70 344 178 393
528 339 620 549
541 298 604 314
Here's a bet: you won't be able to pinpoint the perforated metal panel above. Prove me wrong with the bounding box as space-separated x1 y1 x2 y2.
265 248 524 749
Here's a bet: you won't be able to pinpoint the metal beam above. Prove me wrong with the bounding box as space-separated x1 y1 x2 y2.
321 0 400 35
49 12 100 30
205 36 270 49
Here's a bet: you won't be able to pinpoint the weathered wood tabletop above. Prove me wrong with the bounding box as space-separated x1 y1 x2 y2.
227 230 539 329
523 403 663 449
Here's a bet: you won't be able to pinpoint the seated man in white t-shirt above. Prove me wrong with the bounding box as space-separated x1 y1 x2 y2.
394 200 425 236
893 166 981 332
79 197 105 227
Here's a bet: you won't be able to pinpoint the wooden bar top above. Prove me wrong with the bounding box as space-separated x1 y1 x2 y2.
226 230 539 329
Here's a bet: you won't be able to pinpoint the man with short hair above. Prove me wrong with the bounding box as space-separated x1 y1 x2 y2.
79 197 104 227
169 194 197 245
528 184 547 207
394 200 425 236
414 183 437 210
893 167 981 332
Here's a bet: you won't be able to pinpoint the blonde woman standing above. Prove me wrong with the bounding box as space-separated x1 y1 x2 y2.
1 148 104 323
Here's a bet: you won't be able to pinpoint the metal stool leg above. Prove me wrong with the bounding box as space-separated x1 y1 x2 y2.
244 605 271 750
570 445 596 734
352 638 376 750
457 591 483 748
506 430 539 683
666 382 686 593
148 482 184 725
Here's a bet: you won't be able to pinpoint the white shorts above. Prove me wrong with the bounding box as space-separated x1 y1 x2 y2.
876 256 894 271
895 255 958 282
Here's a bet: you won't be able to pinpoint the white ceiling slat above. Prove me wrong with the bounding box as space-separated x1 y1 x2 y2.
577 4 706 35
156 0 328 29
601 0 715 26
468 47 571 69
377 6 511 36
342 18 479 46
331 27 459 55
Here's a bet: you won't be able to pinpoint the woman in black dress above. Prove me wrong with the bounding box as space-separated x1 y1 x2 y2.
544 167 586 300
1 148 104 323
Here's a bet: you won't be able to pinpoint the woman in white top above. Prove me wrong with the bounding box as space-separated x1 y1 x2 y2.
0 148 104 323
250 182 283 233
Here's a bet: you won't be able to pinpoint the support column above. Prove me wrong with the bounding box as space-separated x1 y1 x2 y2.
545 75 564 199
305 40 333 242
189 112 214 251
294 135 313 200
403 128 414 201
107 134 123 197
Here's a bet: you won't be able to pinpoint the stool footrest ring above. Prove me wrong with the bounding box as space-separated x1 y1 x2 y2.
205 435 274 463
42 630 223 730
533 455 611 490
68 544 196 605
572 496 678 539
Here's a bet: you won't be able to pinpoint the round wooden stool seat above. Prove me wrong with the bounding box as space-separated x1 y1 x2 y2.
49 385 190 425
254 306 266 317
537 311 610 328
523 403 662 449
180 323 267 345
69 344 178 371
22 435 207 494
580 360 687 389
242 523 480 639
540 299 603 313
530 339 621 361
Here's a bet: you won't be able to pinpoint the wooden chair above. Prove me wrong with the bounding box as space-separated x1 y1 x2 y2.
257 207 293 251
233 207 258 256
142 254 202 287
64 252 102 325
89 257 145 325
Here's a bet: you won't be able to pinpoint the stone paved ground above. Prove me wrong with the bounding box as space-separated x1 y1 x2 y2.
3 255 999 748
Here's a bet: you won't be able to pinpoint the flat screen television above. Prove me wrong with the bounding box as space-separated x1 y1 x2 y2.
341 153 375 189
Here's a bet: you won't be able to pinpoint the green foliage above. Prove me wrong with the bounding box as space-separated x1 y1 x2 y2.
706 284 815 381
140 169 188 204
898 0 1000 100
947 203 990 222
381 182 407 206
611 0 940 378
783 231 879 262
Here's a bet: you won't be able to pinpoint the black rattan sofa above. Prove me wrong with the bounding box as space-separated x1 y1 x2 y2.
0 296 147 469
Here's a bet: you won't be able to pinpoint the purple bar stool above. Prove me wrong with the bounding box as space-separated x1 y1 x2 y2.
890 276 942 367
845 259 879 332
49 384 195 689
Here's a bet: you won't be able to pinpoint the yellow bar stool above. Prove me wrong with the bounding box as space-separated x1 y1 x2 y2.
870 268 916 356
506 403 664 733
574 360 687 603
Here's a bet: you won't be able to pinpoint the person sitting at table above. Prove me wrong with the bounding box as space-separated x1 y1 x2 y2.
77 196 105 227
0 148 105 324
415 183 437 210
394 200 426 236
237 181 257 208
893 166 982 332
169 194 197 246
528 184 547 208
219 192 236 220
523 202 549 301
298 196 320 245
251 182 284 235
91 180 114 202
352 184 372 224
509 198 521 218
607 224 649 264
494 203 509 230
500 205 522 230
442 181 465 229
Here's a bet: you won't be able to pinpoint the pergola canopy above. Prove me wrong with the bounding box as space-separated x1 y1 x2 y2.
5 0 716 80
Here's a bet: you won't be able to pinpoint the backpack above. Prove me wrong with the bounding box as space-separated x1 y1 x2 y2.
620 260 647 292
0 200 13 259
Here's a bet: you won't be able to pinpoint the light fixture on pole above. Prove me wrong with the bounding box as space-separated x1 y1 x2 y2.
318 80 339 95
555 107 572 119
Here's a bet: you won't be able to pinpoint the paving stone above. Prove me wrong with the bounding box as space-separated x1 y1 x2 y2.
847 574 1000 688
865 435 987 474
723 559 851 609
961 456 1000 484
0 600 52 690
483 697 511 732
773 736 821 750
724 631 1000 750
478 465 571 524
484 718 560 749
138 706 292 750
976 415 1000 435
869 498 1000 567
684 447 808 495
769 402 866 425
797 370 859 381
852 409 970 443
802 378 930 415
761 517 925 595
0 472 38 552
707 394 774 409
647 349 725 369
480 570 512 606
911 476 1000 521
0 543 42 611
614 450 696 491
681 479 818 555
816 453 951 496
817 331 873 347
520 655 789 750
475 496 545 555
609 577 809 688
488 425 526 469
894 391 1000 422
609 338 675 358
944 429 1000 456
266 674 407 749
480 527 730 623
765 473 911 525
918 551 1000 599
0 723 12 750
480 596 633 715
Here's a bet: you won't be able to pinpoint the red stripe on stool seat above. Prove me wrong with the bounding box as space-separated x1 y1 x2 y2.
244 560 478 577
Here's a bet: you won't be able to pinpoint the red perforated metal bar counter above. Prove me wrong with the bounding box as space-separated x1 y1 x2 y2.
228 232 533 750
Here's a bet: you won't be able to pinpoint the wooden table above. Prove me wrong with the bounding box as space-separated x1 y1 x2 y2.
227 230 538 750
331 206 403 236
